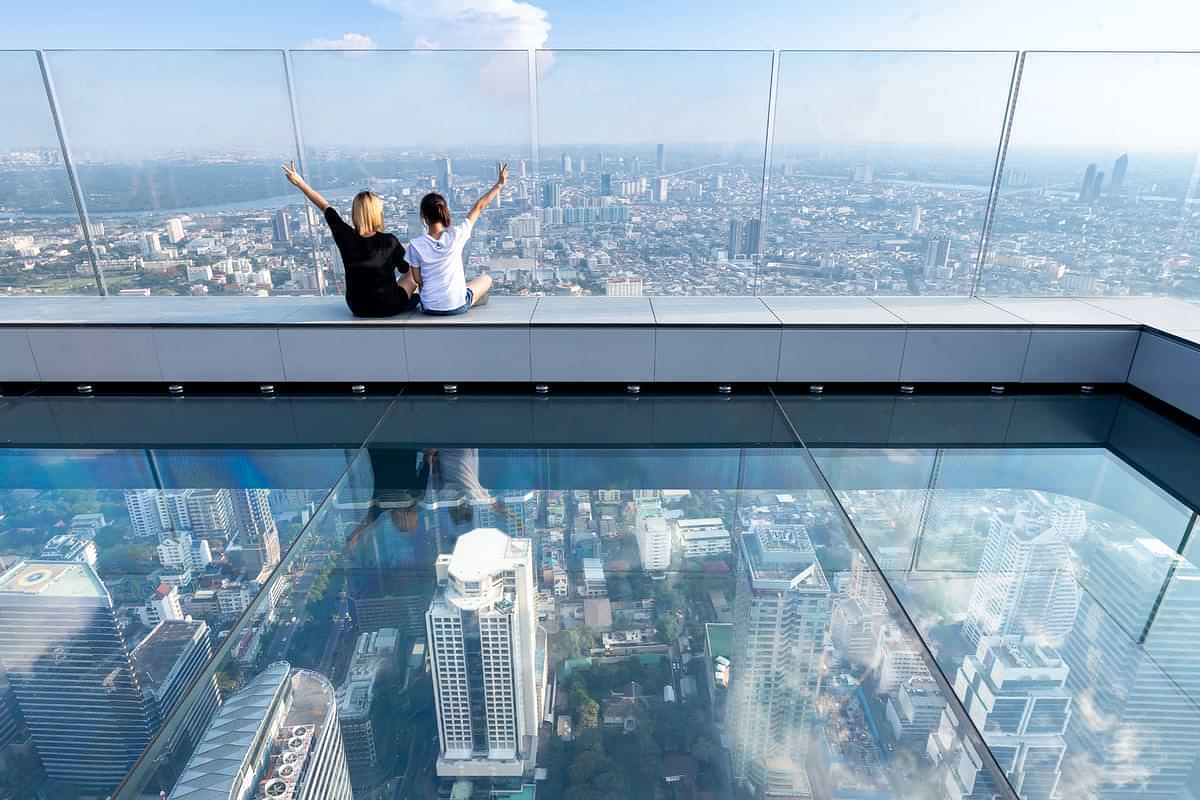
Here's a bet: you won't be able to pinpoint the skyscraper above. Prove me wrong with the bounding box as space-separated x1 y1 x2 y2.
0 560 157 792
600 173 613 197
439 156 454 190
1059 536 1200 797
273 209 291 244
337 628 399 783
928 636 1071 800
963 510 1080 646
1079 163 1098 202
924 238 951 280
1110 153 1129 197
561 153 572 177
654 176 669 203
427 528 544 778
131 619 222 759
910 206 924 236
232 489 281 574
656 143 666 173
166 217 186 244
637 516 672 571
729 524 832 796
1090 170 1105 202
170 661 353 800
541 181 561 209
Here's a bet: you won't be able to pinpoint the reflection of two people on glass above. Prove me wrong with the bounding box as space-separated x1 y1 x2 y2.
283 159 506 317
347 447 509 560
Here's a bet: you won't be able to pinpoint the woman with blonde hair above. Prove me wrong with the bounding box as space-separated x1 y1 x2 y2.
283 160 419 317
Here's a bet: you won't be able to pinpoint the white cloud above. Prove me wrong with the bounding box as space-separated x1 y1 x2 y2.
302 32 377 50
369 0 551 49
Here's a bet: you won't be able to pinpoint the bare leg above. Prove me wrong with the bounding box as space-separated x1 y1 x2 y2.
467 274 492 307
398 271 419 296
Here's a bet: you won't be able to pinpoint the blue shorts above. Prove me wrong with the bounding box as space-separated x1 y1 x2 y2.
420 288 473 316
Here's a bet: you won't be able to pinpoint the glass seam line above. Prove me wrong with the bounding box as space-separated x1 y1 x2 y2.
282 49 326 297
972 51 1024 298
754 50 780 296
111 389 405 799
767 387 1023 800
35 50 107 296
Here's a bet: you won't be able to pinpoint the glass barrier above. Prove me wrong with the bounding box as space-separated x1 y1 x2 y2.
763 51 1016 296
980 52 1200 299
42 50 305 298
289 50 533 300
116 394 991 800
811 442 1200 799
535 50 774 296
0 51 97 295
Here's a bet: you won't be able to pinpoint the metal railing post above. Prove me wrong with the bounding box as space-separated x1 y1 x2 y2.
36 49 107 296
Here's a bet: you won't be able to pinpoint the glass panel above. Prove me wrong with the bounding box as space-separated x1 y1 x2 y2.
119 394 977 800
980 52 1200 299
535 50 774 295
289 50 532 299
0 51 96 295
810 437 1200 799
43 51 305 297
763 51 1016 296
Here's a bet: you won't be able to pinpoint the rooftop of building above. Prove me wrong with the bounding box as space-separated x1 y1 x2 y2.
0 559 109 600
131 619 206 697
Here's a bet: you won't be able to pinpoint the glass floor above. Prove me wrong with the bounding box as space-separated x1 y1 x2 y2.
0 390 1196 800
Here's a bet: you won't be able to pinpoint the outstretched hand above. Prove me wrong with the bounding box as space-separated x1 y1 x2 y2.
496 162 509 186
282 160 305 188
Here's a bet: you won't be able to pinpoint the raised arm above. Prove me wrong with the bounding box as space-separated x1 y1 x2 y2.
466 162 509 225
282 160 331 212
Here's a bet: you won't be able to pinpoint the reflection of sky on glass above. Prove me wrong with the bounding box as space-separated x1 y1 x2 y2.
43 50 295 161
0 50 60 150
1010 52 1200 155
772 52 1015 150
537 50 773 146
290 50 530 151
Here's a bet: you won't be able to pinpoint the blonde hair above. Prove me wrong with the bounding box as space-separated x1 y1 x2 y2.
351 191 385 236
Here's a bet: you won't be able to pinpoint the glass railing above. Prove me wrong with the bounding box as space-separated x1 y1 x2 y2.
2 392 1199 797
3 49 1196 302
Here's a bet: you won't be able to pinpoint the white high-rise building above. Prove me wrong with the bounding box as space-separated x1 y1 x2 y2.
875 622 931 695
605 276 644 296
157 533 213 573
637 516 672 571
929 636 1071 800
232 489 281 573
426 528 545 778
141 583 184 626
170 661 352 800
165 217 186 244
964 510 1080 645
729 525 832 797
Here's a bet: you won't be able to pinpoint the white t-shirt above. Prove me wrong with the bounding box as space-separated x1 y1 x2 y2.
406 218 474 311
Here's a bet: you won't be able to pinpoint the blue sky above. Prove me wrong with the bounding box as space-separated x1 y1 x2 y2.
3 0 1200 51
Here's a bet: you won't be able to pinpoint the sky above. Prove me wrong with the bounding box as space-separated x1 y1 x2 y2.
3 0 1200 156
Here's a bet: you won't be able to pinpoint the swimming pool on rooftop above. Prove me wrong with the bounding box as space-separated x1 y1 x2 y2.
0 389 1197 800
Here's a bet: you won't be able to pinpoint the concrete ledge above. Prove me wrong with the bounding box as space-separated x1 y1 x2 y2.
0 297 1192 404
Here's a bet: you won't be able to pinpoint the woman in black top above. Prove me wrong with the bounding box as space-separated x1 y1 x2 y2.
282 160 419 317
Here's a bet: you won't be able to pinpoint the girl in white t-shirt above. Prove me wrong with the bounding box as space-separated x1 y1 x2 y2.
407 162 507 314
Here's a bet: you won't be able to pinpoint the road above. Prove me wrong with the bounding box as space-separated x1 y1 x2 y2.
318 590 352 676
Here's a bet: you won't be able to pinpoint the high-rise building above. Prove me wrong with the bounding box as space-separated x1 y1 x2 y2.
656 143 666 173
170 661 353 800
541 181 561 209
142 232 163 257
924 237 951 280
337 628 399 783
885 676 945 751
729 525 832 796
561 153 572 177
910 206 924 236
1079 163 1098 202
728 219 763 258
0 560 157 792
517 159 527 178
141 582 185 626
438 156 454 190
232 489 281 574
157 532 213 574
600 173 613 197
631 156 642 175
0 679 20 752
963 510 1080 646
636 506 671 571
654 176 669 203
131 619 222 758
577 158 586 175
1110 153 1129 197
166 217 186 244
928 636 1071 800
426 528 544 778
1090 170 1105 202
1060 535 1200 797
273 209 291 244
